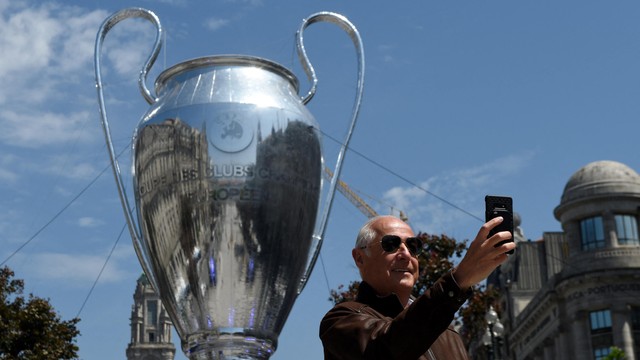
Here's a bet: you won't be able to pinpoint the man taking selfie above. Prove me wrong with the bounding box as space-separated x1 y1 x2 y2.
320 215 515 359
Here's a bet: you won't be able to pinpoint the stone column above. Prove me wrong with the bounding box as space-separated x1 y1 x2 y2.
602 210 616 248
553 327 570 360
543 338 554 360
613 304 635 360
571 311 589 359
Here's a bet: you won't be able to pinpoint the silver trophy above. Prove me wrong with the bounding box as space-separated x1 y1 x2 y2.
94 8 364 360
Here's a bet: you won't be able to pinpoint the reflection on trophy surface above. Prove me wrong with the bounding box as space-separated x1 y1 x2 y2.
135 107 321 356
95 8 364 360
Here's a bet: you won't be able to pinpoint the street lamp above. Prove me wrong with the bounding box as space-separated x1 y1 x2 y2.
483 305 504 360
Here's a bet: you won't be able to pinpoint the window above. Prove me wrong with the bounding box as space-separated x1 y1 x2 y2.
590 309 613 360
581 216 605 250
615 214 639 245
148 332 155 342
146 300 158 326
593 347 611 360
632 306 640 330
590 309 612 332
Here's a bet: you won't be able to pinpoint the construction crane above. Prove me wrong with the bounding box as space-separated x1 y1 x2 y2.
324 166 408 222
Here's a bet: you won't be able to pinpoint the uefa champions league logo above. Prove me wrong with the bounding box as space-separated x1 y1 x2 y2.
210 111 254 153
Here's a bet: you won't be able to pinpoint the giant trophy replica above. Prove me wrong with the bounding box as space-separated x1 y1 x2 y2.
94 7 364 360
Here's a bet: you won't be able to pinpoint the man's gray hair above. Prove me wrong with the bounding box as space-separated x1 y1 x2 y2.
355 215 400 254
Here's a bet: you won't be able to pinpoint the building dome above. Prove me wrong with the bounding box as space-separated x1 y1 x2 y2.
559 160 640 206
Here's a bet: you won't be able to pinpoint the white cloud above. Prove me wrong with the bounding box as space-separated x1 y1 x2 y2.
450 153 531 191
383 151 535 235
32 153 103 182
383 185 426 213
378 44 396 63
223 0 264 6
0 154 19 183
0 2 110 151
54 185 73 197
0 2 61 78
0 2 155 150
0 168 18 183
0 3 108 103
17 251 133 284
0 207 22 238
103 22 157 78
204 17 230 31
0 110 94 148
56 7 109 74
145 0 188 6
78 217 104 227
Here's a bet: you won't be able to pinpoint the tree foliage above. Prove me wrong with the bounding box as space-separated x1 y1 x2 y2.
0 266 80 360
329 232 500 349
604 346 627 360
458 283 500 345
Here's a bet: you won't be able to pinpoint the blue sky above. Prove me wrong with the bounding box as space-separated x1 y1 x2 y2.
2 0 640 359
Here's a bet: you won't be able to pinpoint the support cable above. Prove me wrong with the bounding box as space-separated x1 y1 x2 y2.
76 222 127 318
0 158 116 267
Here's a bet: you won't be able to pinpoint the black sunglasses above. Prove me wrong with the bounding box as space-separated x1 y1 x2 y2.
362 235 423 257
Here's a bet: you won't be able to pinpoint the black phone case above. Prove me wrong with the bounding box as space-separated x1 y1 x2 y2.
485 195 514 254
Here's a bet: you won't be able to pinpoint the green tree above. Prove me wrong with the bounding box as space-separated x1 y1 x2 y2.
0 266 80 360
329 232 499 349
458 283 500 345
604 346 626 360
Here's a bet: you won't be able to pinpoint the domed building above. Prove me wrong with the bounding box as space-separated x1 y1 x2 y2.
487 161 640 360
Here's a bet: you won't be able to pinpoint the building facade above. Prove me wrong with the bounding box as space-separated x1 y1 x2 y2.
126 274 176 360
488 160 640 360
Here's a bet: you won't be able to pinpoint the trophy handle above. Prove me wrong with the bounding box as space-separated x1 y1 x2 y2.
296 12 365 293
94 8 164 290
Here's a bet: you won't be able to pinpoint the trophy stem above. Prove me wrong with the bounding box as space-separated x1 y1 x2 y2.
184 330 277 360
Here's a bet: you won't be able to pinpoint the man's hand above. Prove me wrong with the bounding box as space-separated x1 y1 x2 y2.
452 217 516 290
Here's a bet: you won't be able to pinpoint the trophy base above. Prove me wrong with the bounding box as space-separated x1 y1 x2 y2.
184 328 277 360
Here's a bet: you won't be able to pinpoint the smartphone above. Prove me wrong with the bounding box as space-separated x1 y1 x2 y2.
485 195 514 254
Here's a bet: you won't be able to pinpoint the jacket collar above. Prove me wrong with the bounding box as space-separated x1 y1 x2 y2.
355 281 406 318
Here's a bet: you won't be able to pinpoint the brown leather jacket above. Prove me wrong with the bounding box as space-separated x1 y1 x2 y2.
320 273 472 360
